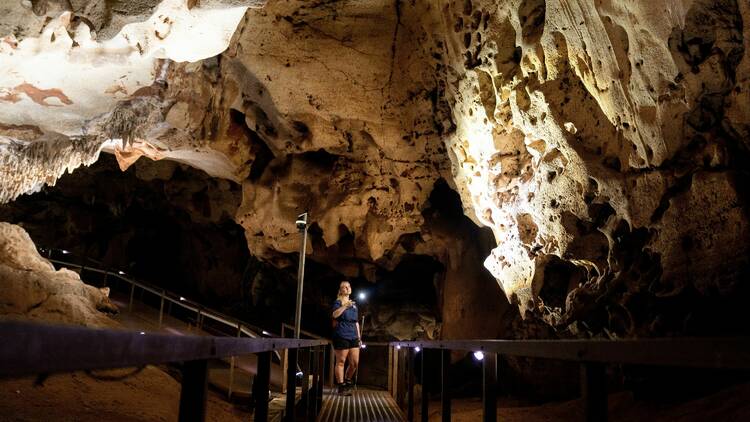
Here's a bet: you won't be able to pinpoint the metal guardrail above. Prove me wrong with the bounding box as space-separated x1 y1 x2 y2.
40 247 273 338
280 322 332 394
39 246 284 400
388 338 750 422
0 321 329 422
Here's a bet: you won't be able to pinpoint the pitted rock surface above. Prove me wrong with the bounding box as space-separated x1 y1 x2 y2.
1 0 749 339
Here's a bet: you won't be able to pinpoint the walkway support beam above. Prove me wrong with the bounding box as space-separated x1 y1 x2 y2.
482 353 497 422
178 359 208 422
421 349 428 422
285 347 298 422
582 362 607 422
407 348 415 422
254 351 272 422
441 349 451 422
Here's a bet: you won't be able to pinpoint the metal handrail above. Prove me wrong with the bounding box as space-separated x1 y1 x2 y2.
41 246 288 401
388 337 750 422
390 337 750 369
1 321 328 422
40 248 276 339
0 321 327 377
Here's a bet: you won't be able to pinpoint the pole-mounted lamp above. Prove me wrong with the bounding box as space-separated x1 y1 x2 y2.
293 212 309 339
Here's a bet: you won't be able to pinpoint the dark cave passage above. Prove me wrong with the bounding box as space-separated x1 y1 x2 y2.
0 155 255 323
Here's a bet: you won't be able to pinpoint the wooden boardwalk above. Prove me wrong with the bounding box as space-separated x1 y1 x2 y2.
317 388 405 422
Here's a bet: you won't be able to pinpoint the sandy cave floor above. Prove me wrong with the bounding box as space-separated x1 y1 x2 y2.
416 382 750 422
0 366 250 422
1 368 749 421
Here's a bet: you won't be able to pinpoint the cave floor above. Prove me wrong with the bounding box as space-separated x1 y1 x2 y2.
3 380 747 422
415 382 750 422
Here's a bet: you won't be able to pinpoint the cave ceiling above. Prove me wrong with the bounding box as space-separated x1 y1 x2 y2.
1 0 749 337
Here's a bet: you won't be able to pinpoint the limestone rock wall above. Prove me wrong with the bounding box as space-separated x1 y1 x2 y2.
0 0 264 202
218 0 750 338
1 0 749 340
438 0 750 336
226 1 453 274
0 222 117 327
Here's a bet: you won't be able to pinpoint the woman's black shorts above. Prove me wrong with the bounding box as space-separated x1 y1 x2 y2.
333 337 360 350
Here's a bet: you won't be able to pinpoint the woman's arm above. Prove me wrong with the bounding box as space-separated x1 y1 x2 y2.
356 322 361 341
331 300 350 319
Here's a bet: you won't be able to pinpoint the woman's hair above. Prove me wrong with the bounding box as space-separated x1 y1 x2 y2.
337 281 351 300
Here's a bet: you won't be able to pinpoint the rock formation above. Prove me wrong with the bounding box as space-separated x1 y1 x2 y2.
1 0 749 340
0 222 117 326
439 0 750 337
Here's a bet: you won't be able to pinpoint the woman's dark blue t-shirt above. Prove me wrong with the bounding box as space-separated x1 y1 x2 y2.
333 299 358 340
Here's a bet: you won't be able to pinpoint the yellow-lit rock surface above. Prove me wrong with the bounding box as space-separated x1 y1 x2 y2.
0 222 117 326
1 0 749 338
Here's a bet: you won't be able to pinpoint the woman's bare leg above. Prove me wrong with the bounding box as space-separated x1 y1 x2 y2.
334 348 350 384
344 346 360 381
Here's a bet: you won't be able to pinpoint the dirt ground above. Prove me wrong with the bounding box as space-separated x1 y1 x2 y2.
2 368 749 421
416 383 750 422
0 366 251 422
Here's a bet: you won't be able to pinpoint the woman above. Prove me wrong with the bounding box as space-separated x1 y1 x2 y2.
331 280 361 395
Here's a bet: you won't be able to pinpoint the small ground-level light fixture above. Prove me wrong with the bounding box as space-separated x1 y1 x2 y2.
473 351 484 361
415 346 421 352
61 249 70 254
118 270 125 275
396 345 401 350
262 330 271 336
179 296 186 301
139 331 145 335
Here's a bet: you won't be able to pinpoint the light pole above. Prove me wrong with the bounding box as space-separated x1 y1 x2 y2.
293 212 309 339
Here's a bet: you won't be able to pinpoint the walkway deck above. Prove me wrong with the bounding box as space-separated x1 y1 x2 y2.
318 388 405 422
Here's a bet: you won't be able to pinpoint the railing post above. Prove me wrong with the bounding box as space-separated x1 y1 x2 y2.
128 283 135 312
158 290 165 328
282 325 288 394
309 346 318 420
397 347 406 407
178 359 208 422
254 351 272 422
102 271 108 287
441 349 451 422
228 324 241 400
581 362 607 422
328 344 335 388
301 347 310 421
421 348 428 422
286 347 298 422
408 347 415 422
482 352 497 422
388 345 394 396
317 345 325 415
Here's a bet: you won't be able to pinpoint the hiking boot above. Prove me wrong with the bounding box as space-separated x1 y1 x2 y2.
337 383 352 396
